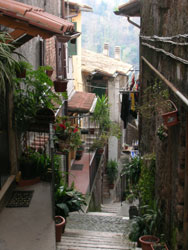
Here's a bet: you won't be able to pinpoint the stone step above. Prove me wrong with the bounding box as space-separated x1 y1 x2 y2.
57 229 132 250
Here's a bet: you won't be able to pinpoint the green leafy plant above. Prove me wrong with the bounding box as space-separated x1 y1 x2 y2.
89 133 108 152
106 160 118 184
121 156 141 202
138 153 156 208
157 124 168 141
129 201 164 242
138 81 169 119
13 65 61 131
0 32 22 90
53 116 82 153
55 182 86 219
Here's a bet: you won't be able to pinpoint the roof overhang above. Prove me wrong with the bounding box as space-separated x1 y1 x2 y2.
114 0 140 17
68 91 97 113
65 1 93 13
0 0 76 47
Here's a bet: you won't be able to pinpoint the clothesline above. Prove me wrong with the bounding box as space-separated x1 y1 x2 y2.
119 90 139 93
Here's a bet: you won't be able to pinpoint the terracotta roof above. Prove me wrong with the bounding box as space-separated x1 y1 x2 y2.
65 1 93 12
82 49 133 77
0 0 74 40
114 0 140 17
68 91 96 113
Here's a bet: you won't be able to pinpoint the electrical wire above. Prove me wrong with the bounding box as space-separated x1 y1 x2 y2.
142 42 188 65
140 36 188 46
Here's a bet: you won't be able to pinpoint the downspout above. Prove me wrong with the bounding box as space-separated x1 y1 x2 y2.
127 16 140 29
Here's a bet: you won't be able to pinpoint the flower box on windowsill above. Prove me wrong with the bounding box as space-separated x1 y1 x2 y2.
53 79 68 92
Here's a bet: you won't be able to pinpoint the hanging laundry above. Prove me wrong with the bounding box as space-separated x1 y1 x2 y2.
121 93 130 129
130 74 135 90
130 93 135 111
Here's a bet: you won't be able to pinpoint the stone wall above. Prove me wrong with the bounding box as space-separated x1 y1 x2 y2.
140 1 188 249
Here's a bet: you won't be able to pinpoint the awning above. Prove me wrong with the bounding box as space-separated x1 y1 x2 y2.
114 0 140 17
68 91 97 113
0 0 76 46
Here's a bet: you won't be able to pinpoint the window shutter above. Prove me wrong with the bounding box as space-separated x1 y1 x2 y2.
56 39 66 78
68 22 77 56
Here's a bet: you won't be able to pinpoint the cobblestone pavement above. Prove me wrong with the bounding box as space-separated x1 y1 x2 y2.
57 202 140 250
66 213 131 234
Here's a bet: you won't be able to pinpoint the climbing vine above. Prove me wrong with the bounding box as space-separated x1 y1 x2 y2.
138 153 156 208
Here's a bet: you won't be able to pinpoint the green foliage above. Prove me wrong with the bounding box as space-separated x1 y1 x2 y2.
129 201 164 242
55 182 86 218
13 65 61 131
138 153 156 208
138 81 169 119
106 160 118 184
92 95 110 132
157 124 168 141
122 156 141 186
0 32 22 90
122 156 141 202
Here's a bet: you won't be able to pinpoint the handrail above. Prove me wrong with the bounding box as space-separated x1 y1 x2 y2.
142 56 188 107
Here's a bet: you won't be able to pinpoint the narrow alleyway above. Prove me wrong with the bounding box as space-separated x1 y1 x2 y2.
57 201 139 250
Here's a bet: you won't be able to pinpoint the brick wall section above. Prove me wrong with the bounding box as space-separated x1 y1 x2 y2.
45 37 56 80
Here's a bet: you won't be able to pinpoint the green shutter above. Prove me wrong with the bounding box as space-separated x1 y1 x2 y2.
68 22 77 56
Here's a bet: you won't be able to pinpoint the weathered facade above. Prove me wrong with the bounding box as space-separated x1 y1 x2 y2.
115 0 188 249
140 1 188 249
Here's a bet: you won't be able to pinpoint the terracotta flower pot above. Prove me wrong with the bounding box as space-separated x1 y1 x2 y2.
53 79 68 92
16 69 26 78
139 235 160 250
46 69 53 77
151 243 169 250
97 148 104 155
55 216 66 242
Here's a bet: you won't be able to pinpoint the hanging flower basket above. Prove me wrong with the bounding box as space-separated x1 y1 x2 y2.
161 100 178 127
53 117 82 154
53 79 68 92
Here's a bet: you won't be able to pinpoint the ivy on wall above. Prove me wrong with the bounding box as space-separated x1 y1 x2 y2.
138 153 156 208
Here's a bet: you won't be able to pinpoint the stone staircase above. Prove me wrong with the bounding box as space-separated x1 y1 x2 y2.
56 202 138 250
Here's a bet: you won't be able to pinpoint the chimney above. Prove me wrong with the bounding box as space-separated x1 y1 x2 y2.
114 46 121 60
103 43 109 56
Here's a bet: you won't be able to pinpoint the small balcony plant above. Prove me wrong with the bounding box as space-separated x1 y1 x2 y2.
54 117 82 154
106 160 118 188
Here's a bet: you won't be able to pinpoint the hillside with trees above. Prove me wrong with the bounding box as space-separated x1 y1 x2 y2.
79 0 140 68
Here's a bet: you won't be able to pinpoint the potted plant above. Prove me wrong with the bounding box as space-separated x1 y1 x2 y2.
106 160 118 188
89 133 108 154
139 235 160 250
53 117 82 154
76 144 84 160
55 182 86 221
45 65 53 77
15 60 32 78
161 100 178 127
14 65 61 133
19 149 41 180
55 215 66 242
53 78 68 92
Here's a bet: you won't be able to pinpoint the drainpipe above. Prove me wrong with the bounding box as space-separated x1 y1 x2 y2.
62 0 65 18
127 16 140 29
